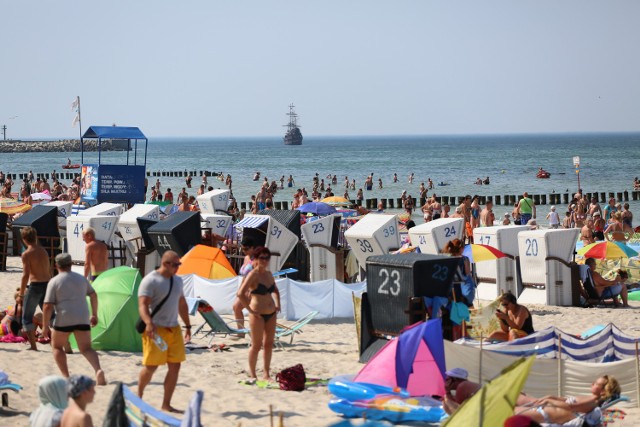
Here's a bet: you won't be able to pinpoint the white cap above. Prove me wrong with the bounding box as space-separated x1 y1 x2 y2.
445 368 468 380
551 206 556 210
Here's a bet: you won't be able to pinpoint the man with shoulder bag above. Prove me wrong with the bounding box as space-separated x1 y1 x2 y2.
137 251 191 413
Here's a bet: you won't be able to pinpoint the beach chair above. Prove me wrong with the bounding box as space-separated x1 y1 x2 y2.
601 395 630 410
274 311 319 349
578 266 619 307
194 305 250 346
104 382 202 427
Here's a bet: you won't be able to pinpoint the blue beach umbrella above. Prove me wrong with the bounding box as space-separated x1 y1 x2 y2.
296 201 337 216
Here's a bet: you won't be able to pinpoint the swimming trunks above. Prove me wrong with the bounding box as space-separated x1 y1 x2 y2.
53 324 90 332
251 283 275 295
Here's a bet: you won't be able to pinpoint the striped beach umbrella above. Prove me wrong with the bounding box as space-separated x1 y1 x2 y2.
577 241 638 259
0 197 31 215
463 244 508 263
321 196 353 207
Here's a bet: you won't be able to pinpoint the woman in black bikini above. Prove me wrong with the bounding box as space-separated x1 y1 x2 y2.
237 247 281 381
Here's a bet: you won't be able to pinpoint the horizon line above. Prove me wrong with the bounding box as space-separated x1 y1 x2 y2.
5 130 640 141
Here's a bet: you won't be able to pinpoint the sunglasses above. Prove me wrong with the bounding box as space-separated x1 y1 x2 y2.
501 303 509 307
258 256 271 260
165 261 182 267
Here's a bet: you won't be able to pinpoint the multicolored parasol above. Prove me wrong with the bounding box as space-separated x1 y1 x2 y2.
321 196 353 207
462 244 508 263
577 241 638 259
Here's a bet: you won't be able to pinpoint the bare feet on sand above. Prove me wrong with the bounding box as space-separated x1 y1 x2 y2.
162 406 184 414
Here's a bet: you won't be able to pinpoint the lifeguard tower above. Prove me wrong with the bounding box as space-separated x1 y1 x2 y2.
79 126 148 205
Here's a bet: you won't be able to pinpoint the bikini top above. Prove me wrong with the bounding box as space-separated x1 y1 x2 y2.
239 263 253 277
251 283 275 295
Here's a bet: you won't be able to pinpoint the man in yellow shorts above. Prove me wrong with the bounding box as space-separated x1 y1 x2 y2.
137 251 191 413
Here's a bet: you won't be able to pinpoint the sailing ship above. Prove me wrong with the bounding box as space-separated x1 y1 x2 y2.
283 104 303 145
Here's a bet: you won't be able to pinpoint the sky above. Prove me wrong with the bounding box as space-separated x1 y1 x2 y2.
2 1 639 139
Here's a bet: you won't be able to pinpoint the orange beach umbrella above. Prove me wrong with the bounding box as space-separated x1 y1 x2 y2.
177 244 236 279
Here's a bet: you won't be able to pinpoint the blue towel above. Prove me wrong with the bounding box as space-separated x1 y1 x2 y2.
449 302 470 325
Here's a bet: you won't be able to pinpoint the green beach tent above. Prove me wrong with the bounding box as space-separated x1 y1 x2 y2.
70 266 143 352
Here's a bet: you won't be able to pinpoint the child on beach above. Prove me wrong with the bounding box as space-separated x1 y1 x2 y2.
61 375 96 427
546 206 561 229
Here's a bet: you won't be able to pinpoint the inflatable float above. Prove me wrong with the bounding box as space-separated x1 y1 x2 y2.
62 164 81 169
329 394 445 423
327 376 446 423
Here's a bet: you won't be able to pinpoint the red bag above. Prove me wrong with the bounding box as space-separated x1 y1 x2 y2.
276 364 306 391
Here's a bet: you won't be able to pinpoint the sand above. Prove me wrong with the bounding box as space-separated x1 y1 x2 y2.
1 255 639 426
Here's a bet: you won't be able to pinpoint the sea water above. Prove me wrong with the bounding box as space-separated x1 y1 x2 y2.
2 133 639 220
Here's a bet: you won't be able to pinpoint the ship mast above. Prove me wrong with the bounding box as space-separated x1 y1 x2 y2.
285 103 299 131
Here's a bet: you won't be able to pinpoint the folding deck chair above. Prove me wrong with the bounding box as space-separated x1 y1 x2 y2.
579 265 620 307
192 299 317 349
193 304 250 346
274 311 319 349
104 383 202 427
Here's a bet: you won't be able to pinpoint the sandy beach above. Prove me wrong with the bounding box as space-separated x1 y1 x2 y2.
1 254 640 426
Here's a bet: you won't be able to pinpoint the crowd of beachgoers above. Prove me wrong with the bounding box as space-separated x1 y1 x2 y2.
2 166 640 425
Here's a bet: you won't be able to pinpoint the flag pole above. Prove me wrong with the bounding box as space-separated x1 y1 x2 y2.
77 96 82 141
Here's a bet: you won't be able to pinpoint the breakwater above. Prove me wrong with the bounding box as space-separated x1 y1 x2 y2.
0 139 129 153
5 167 639 209
234 190 638 211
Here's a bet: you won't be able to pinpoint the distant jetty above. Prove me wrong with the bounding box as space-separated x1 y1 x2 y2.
0 139 130 153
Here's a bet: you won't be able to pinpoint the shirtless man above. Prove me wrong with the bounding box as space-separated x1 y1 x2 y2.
581 218 595 246
480 201 495 227
458 195 472 224
586 257 628 307
83 228 108 283
17 226 52 350
588 197 602 218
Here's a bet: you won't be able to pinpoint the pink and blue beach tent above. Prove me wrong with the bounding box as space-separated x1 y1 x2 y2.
354 319 446 397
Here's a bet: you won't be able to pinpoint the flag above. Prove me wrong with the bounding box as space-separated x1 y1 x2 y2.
71 96 79 112
72 113 80 128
